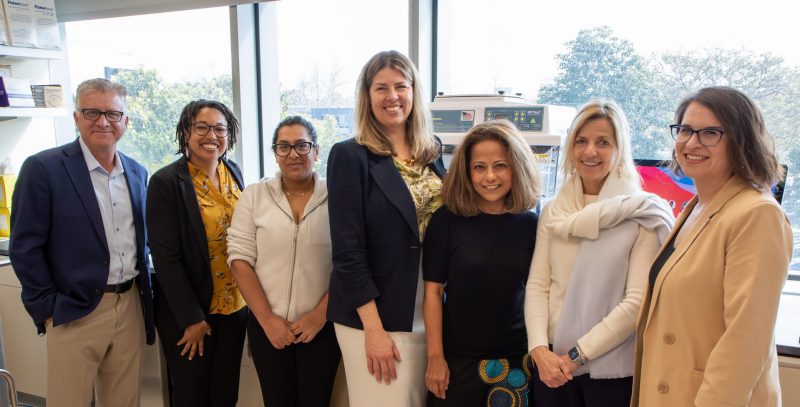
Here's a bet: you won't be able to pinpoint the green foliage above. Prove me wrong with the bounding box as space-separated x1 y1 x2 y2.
655 48 793 101
538 27 800 217
656 48 800 217
537 26 671 159
110 68 233 175
312 115 341 174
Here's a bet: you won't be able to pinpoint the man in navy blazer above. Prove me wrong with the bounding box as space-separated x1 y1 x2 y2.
10 78 154 407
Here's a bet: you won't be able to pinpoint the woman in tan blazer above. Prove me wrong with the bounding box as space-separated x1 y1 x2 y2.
632 86 792 407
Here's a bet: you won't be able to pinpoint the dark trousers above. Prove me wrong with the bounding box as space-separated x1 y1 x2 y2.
532 367 633 407
427 353 532 407
247 315 341 407
155 290 247 407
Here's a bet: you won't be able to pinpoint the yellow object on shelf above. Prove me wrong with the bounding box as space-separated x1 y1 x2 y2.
0 174 16 207
0 207 9 237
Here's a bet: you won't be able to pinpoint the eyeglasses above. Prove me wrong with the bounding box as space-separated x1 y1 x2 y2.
192 123 229 138
78 109 125 122
669 124 726 146
272 141 316 157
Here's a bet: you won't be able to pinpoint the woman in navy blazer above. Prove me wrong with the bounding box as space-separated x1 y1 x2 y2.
326 50 445 407
147 100 246 407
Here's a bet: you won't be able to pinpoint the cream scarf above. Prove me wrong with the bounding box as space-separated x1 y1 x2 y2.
547 174 674 378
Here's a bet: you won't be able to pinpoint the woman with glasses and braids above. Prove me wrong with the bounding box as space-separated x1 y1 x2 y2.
632 87 792 407
227 116 341 407
147 99 246 406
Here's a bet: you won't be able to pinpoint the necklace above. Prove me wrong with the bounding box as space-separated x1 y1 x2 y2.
284 190 308 198
282 179 313 198
401 155 416 167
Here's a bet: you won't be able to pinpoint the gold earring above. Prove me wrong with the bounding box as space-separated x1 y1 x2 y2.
617 166 622 177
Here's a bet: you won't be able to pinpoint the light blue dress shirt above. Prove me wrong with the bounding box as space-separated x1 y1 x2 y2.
78 137 139 285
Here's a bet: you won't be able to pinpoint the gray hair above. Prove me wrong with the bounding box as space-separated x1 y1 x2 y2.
75 78 127 109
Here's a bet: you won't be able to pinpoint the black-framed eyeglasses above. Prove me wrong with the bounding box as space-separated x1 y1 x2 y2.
272 141 316 157
669 124 726 146
191 122 229 138
78 109 125 122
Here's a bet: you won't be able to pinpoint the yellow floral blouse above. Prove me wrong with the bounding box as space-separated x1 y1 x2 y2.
393 158 443 239
187 161 245 315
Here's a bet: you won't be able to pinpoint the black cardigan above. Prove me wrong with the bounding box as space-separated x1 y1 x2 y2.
146 156 244 329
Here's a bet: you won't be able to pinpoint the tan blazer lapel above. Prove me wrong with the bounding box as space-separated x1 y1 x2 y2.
643 176 751 330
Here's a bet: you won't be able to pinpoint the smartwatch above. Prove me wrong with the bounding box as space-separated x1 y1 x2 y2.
568 346 585 366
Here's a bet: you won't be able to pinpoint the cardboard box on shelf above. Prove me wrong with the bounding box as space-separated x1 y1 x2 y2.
30 84 62 107
0 174 16 207
0 76 35 107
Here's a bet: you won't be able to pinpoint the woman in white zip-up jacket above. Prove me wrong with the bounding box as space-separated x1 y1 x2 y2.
228 116 340 407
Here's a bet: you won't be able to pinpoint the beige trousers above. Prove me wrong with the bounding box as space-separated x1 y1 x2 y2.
46 286 145 407
335 323 427 407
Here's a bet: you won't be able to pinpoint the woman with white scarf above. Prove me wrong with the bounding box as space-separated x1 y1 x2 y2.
524 99 674 406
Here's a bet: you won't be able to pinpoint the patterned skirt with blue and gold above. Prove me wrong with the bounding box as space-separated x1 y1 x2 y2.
427 353 533 407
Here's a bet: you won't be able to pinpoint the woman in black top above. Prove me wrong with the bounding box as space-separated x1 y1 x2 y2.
423 120 542 407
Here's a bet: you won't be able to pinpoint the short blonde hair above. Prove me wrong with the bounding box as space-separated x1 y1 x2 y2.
442 120 541 216
562 99 640 187
354 50 439 164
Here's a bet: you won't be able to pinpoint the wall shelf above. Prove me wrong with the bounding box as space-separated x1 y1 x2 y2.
0 45 64 60
0 107 69 122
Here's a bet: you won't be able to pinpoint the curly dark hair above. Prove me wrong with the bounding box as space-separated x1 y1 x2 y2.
175 99 240 157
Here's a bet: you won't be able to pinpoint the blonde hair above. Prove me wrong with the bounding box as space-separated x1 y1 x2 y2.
562 99 640 187
354 50 439 164
442 120 541 216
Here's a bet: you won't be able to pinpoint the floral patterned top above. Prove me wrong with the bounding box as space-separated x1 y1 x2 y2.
393 158 443 240
188 160 245 315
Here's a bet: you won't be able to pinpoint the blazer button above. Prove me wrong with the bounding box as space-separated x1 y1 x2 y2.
663 333 675 345
657 382 669 394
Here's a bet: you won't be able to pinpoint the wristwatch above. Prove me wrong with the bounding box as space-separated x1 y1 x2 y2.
568 346 585 366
